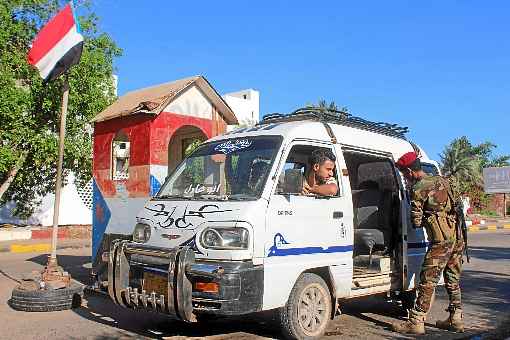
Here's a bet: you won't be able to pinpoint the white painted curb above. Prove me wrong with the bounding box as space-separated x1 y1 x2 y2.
0 229 32 242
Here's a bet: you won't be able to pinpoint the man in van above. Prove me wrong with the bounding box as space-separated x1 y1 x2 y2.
301 149 339 196
392 151 465 335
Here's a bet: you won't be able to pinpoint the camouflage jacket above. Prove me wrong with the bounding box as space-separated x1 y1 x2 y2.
411 175 459 242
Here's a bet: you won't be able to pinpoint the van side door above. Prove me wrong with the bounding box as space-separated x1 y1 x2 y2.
396 167 428 291
262 141 354 310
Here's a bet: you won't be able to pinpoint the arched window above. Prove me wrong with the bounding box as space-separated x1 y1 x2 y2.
167 125 207 173
112 130 130 180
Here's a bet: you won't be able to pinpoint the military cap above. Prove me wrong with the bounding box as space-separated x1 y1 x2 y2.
396 151 421 170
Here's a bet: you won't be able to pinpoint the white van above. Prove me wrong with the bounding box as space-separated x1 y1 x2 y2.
105 108 439 339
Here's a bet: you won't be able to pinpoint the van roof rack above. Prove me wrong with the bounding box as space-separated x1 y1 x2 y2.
260 107 409 139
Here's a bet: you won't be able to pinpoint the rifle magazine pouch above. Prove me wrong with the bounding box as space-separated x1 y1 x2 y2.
425 214 456 242
425 215 445 242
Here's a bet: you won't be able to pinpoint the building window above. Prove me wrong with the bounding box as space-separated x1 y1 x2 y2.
112 131 130 180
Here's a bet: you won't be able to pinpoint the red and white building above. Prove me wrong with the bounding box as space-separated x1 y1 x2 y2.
90 75 238 261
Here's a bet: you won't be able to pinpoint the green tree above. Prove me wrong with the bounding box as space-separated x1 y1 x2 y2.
440 137 482 189
0 0 121 217
440 136 509 209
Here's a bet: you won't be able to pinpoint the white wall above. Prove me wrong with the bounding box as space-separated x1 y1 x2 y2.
223 89 259 130
0 173 92 226
164 85 213 119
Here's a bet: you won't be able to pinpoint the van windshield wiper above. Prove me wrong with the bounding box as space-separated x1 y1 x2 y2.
199 194 230 201
156 194 194 200
196 194 254 201
227 194 256 201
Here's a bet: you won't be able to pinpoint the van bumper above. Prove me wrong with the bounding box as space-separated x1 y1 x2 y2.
108 240 263 321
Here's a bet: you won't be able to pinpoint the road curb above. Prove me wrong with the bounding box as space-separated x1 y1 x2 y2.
468 224 510 232
0 225 91 242
0 242 90 253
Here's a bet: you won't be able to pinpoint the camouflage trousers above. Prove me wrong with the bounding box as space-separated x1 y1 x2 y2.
415 239 465 314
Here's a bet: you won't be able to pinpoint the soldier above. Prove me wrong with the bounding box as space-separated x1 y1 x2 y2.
392 151 465 335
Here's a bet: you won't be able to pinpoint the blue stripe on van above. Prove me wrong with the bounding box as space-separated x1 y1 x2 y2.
268 245 353 257
408 242 429 249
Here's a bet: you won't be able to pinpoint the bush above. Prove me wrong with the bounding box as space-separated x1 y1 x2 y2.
477 209 499 217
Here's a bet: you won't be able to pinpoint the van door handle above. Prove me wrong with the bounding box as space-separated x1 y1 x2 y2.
333 211 343 219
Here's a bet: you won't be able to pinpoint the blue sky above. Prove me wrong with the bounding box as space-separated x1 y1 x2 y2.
91 1 509 160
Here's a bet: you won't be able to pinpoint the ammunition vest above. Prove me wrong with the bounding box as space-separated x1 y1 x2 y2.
422 180 458 243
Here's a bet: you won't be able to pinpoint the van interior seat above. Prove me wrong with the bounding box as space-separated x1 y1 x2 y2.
353 183 393 263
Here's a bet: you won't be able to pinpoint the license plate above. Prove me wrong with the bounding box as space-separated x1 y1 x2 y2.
143 271 168 298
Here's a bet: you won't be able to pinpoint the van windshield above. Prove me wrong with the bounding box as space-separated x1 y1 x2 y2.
157 136 282 201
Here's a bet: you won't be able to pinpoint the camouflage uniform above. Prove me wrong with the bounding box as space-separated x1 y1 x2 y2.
411 175 464 316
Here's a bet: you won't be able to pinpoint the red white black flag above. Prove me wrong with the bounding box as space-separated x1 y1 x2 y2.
27 2 84 82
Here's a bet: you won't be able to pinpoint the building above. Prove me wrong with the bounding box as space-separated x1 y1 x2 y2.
223 89 260 129
90 75 237 262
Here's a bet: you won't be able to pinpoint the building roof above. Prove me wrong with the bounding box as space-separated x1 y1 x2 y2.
91 75 238 124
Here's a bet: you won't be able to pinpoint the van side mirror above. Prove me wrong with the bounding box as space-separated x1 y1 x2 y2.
283 169 303 194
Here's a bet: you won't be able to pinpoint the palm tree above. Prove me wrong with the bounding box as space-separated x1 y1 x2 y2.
483 155 510 168
440 137 483 189
306 99 349 115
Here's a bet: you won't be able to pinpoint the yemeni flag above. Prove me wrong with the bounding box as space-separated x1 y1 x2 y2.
27 2 84 82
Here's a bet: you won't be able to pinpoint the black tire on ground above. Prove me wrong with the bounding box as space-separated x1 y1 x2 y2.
279 273 332 340
8 283 84 312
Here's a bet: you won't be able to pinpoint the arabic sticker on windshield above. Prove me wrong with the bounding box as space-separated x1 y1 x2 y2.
214 139 252 154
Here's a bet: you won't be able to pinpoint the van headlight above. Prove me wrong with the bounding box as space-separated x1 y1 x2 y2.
200 227 249 250
132 223 151 243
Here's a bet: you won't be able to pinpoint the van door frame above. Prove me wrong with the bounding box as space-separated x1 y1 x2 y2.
341 145 407 292
392 163 410 291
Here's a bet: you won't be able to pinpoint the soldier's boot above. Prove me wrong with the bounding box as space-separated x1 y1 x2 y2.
392 309 426 335
436 307 464 332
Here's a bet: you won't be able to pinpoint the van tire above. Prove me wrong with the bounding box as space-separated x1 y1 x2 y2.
279 273 332 339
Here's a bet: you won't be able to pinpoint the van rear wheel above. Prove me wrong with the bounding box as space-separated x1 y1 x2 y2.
279 273 331 339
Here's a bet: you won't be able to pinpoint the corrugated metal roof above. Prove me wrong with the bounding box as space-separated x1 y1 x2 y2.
91 75 238 124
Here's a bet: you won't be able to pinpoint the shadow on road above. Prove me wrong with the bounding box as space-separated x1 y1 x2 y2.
457 268 510 330
468 246 510 261
74 291 282 339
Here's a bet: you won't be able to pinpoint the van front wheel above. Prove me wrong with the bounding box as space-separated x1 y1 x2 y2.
279 273 332 339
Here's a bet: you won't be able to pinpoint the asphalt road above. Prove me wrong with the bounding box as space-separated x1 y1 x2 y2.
1 230 509 340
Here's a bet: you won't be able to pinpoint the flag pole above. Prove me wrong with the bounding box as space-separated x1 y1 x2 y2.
13 2 85 304
48 73 69 268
